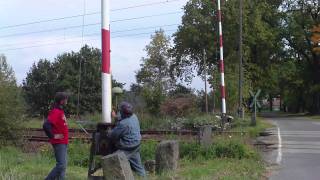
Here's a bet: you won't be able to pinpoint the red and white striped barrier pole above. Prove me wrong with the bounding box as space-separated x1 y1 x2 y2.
217 0 227 116
101 0 112 123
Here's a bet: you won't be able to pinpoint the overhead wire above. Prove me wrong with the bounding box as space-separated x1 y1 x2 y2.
0 29 177 52
111 11 182 23
0 11 182 39
0 0 183 52
0 0 182 30
0 24 179 47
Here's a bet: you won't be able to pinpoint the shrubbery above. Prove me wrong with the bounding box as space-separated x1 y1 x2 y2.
142 139 259 162
160 95 198 117
38 138 258 169
180 140 257 160
0 55 25 145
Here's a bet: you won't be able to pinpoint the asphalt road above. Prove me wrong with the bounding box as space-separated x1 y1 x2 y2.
264 114 320 180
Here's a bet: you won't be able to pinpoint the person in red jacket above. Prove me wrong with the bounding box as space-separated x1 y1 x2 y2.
45 92 69 180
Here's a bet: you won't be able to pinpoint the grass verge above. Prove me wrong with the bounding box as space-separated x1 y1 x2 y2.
1 137 265 180
0 146 87 180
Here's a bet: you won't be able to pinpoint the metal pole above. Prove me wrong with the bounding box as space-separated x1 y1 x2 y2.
238 0 244 119
217 0 226 116
203 49 209 114
101 0 112 123
76 0 86 119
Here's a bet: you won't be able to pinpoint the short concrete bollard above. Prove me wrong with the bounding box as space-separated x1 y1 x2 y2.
155 140 179 174
101 152 134 180
198 125 212 148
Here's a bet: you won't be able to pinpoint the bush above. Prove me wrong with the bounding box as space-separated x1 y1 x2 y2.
179 142 216 160
68 140 90 167
0 55 25 145
180 140 258 160
40 141 90 168
160 95 198 117
138 113 173 130
181 115 219 129
214 140 247 159
140 140 158 162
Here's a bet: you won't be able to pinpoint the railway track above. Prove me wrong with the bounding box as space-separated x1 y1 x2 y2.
23 128 248 143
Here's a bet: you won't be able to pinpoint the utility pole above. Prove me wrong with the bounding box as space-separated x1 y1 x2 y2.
203 49 209 114
238 0 244 119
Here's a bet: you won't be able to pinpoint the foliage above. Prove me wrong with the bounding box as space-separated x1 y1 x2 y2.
141 137 260 162
0 54 16 83
168 83 193 97
22 45 124 116
138 112 173 130
280 0 320 113
171 0 218 82
214 140 246 159
136 29 174 114
40 140 90 168
160 94 198 117
0 142 264 180
177 158 264 180
0 54 25 145
53 46 101 114
171 0 279 112
179 142 216 160
22 59 56 117
140 140 158 162
232 116 274 137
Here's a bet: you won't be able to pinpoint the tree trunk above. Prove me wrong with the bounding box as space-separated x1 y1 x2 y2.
269 95 273 111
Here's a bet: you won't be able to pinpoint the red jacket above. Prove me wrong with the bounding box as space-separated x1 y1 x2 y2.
47 106 69 144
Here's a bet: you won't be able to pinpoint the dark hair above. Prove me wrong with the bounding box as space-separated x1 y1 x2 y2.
119 101 133 119
54 92 68 104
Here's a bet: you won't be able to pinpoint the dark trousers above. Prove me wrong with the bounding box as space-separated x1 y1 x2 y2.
45 144 68 180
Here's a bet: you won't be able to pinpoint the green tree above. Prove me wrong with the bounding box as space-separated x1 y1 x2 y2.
23 45 125 116
0 54 24 144
22 59 56 117
0 54 16 84
54 45 102 114
281 0 320 113
171 0 217 82
171 0 283 113
136 29 175 114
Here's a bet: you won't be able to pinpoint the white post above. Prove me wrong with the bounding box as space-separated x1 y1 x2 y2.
101 0 112 123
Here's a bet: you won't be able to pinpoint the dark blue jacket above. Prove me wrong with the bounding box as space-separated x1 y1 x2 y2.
109 114 141 150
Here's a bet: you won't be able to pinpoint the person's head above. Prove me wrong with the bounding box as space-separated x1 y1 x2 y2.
119 101 133 119
54 92 68 106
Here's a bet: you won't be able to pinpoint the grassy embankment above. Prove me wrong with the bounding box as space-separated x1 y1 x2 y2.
1 115 271 179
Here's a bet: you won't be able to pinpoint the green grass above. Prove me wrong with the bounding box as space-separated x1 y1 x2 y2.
1 136 265 180
0 146 87 180
232 116 274 137
9 113 271 179
22 118 84 129
141 137 264 180
177 158 265 180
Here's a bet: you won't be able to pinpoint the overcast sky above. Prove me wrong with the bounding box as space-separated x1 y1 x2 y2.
0 0 204 90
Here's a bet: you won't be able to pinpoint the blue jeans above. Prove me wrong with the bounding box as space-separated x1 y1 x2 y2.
46 144 68 180
117 147 146 177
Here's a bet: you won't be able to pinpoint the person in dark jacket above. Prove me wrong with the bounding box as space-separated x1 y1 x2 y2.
45 92 69 180
110 101 146 176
